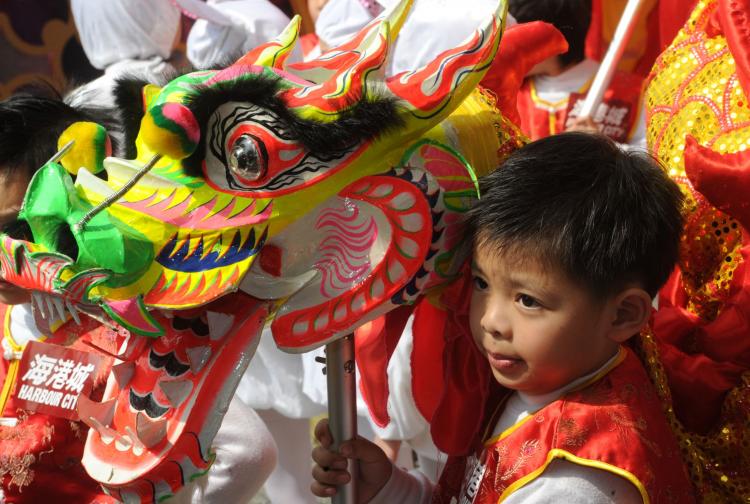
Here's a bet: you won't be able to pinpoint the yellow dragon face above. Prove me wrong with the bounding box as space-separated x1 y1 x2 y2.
1 0 510 348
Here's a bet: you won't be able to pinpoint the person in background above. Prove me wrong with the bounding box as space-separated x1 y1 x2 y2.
68 0 183 108
510 0 647 148
314 0 510 73
174 0 297 69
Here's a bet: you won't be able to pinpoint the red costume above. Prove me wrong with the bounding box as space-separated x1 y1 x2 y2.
432 348 695 503
0 304 114 503
516 70 644 142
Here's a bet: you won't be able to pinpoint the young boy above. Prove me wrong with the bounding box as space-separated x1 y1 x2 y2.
310 133 695 503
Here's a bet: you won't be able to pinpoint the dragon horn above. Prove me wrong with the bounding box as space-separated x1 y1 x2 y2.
282 19 390 121
280 0 415 119
282 19 393 119
385 0 508 124
234 15 302 69
380 0 414 42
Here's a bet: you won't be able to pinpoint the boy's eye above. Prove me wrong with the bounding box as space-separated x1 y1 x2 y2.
517 294 540 309
472 276 488 290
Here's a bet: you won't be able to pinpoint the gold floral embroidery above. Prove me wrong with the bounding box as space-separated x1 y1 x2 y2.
0 416 56 490
578 380 618 408
493 439 540 492
0 453 35 490
559 417 590 449
607 409 662 458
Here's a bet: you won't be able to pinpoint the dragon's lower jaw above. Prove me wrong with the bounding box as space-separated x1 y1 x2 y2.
80 293 269 503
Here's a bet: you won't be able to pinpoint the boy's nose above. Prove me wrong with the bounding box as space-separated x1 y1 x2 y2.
481 302 510 339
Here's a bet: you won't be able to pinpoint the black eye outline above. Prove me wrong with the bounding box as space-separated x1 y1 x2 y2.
227 134 268 186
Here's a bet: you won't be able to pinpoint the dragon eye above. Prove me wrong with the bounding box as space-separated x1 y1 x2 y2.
228 134 266 183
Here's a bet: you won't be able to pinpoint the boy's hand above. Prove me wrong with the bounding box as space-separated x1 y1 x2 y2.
311 418 392 503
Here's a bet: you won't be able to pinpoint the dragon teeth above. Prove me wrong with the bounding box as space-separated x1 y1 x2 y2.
158 379 193 408
51 296 68 322
44 295 57 322
31 292 47 320
124 426 146 457
77 394 116 428
206 311 234 341
103 157 180 190
135 412 167 448
75 167 116 197
186 346 211 373
87 416 117 445
112 361 135 390
65 299 82 325
30 291 82 326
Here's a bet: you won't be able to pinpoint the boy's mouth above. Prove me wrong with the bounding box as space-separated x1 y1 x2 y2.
487 351 524 370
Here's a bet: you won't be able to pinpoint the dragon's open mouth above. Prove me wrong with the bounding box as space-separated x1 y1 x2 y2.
81 293 270 501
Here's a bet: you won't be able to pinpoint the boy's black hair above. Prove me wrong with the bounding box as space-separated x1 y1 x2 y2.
468 132 684 297
0 84 115 179
509 0 592 67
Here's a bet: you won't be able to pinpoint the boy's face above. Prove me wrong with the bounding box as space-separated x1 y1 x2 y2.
469 242 620 395
0 170 31 305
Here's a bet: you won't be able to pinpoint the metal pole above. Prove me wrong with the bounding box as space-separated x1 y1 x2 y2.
579 0 646 118
326 334 358 504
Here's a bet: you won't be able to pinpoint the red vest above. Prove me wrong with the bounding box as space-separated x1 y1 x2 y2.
517 70 644 142
433 348 695 503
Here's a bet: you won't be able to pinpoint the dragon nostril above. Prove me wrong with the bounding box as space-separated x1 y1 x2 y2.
57 224 79 260
2 219 33 241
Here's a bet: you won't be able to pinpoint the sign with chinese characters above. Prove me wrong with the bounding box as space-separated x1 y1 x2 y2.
565 93 635 143
11 340 104 420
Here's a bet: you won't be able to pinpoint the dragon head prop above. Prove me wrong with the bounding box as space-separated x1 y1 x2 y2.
0 0 526 500
2 0 511 346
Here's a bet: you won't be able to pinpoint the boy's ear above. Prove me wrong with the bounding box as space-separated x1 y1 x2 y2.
608 288 652 343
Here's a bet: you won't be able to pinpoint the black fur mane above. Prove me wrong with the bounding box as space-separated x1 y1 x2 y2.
182 74 404 177
113 66 192 158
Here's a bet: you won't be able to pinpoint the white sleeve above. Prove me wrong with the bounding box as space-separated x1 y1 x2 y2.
369 465 434 504
170 396 278 504
504 459 644 504
315 0 373 48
